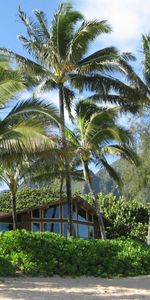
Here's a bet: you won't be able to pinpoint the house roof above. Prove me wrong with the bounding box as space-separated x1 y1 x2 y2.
0 196 96 219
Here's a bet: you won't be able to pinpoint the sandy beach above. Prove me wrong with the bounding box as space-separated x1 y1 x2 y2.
0 275 150 300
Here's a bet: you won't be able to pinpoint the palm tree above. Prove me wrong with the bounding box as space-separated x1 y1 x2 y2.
0 99 60 229
24 149 84 200
66 100 138 239
0 159 28 230
0 3 147 235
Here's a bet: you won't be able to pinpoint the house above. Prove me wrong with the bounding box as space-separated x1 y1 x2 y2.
0 196 100 239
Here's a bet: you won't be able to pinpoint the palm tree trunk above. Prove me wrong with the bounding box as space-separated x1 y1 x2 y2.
11 194 17 230
82 160 106 239
59 176 64 200
58 83 73 236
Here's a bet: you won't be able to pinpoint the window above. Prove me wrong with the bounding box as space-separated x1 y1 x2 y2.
78 207 87 222
32 222 41 232
89 226 94 239
62 204 68 218
78 224 88 239
32 209 40 218
63 223 68 237
73 223 77 237
43 205 59 219
0 223 13 232
44 222 60 234
62 203 77 220
73 204 77 220
63 223 77 237
88 213 93 222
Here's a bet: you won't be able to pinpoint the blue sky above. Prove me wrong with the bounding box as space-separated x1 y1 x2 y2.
0 0 150 179
1 0 149 64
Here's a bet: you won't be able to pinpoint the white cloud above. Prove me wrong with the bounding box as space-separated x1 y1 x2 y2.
73 0 150 54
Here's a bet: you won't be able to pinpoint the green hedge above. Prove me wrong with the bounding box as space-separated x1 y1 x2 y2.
0 187 64 212
0 230 150 277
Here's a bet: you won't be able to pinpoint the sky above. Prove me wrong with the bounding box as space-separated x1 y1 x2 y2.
1 0 150 65
1 0 149 108
0 0 150 179
1 0 149 113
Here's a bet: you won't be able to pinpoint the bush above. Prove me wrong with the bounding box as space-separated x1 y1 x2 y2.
0 230 150 277
0 187 64 212
83 193 149 241
0 256 16 276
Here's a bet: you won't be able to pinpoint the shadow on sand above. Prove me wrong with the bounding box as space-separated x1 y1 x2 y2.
0 275 150 300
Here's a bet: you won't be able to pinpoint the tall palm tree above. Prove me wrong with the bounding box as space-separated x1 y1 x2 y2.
0 3 147 235
0 99 60 229
66 100 138 239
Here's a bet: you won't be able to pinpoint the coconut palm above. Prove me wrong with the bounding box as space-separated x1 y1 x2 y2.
65 100 138 239
0 3 147 235
0 98 60 229
24 149 84 200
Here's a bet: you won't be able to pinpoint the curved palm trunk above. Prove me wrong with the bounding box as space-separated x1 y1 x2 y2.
59 84 73 236
11 193 17 230
82 160 106 239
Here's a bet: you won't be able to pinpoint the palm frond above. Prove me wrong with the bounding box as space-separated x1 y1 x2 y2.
18 6 40 42
52 2 83 60
63 86 75 119
5 98 60 125
34 10 50 41
0 48 50 77
68 20 111 62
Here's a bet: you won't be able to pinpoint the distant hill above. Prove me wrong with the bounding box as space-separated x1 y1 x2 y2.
83 166 120 196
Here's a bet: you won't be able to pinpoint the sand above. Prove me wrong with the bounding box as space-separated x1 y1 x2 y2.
0 275 150 300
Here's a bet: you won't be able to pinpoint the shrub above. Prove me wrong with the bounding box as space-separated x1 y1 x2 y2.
0 256 16 276
0 230 150 277
0 187 64 212
83 193 149 241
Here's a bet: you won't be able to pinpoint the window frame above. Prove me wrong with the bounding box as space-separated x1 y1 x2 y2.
43 222 61 234
77 206 87 222
42 205 60 219
31 208 41 219
0 222 13 232
31 222 41 232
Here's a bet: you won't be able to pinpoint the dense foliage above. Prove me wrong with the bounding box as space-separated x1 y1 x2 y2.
91 114 150 202
83 193 149 241
0 187 63 212
0 230 150 277
0 188 148 241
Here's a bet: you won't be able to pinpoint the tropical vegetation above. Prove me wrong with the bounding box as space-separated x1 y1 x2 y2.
0 2 148 237
0 1 149 246
1 230 150 277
